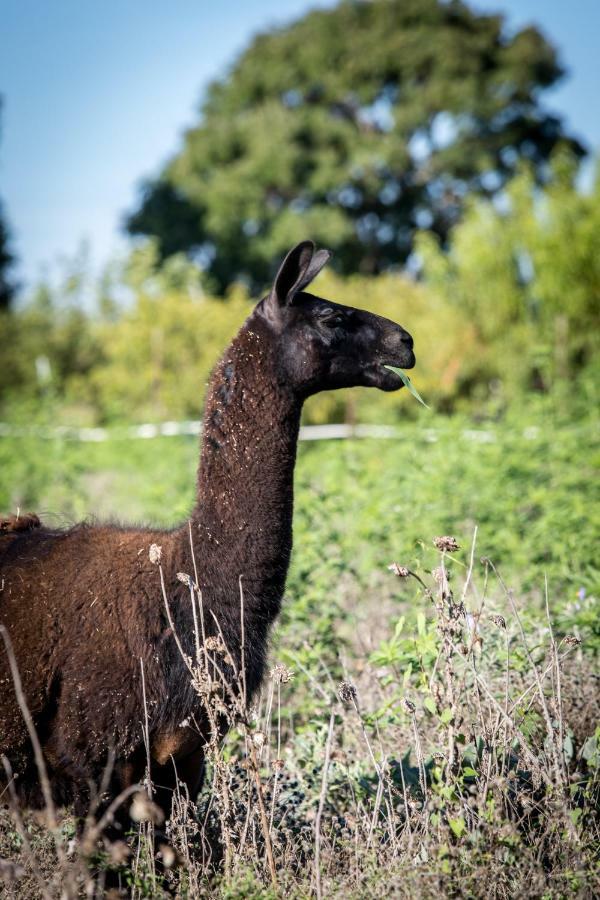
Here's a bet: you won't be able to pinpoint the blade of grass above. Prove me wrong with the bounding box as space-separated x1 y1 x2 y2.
384 366 429 408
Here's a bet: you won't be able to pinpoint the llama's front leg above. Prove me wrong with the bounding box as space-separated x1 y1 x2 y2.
152 747 206 821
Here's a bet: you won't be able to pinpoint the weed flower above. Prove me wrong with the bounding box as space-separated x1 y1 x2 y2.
157 843 179 869
251 730 266 749
106 841 131 865
491 614 507 629
204 635 226 653
130 791 165 826
148 543 162 565
433 535 460 552
565 634 582 646
270 663 294 684
388 562 410 577
401 697 416 714
338 680 358 704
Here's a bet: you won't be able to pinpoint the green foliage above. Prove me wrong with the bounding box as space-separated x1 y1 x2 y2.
0 99 17 310
2 160 599 423
126 0 582 292
418 154 600 395
2 396 596 648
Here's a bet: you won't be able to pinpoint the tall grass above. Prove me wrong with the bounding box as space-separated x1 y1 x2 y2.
1 531 598 898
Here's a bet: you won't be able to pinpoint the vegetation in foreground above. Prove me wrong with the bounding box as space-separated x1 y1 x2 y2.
0 397 598 898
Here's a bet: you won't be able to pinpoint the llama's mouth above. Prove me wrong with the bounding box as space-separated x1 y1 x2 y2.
366 355 416 391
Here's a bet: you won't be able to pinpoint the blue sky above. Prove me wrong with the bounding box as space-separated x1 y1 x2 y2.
2 0 599 292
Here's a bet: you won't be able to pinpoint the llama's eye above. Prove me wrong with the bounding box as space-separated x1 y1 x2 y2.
321 312 345 328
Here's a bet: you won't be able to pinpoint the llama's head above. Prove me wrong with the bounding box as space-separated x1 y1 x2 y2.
257 241 415 396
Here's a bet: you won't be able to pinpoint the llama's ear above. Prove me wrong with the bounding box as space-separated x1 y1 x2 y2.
272 240 315 307
263 241 332 323
295 248 332 292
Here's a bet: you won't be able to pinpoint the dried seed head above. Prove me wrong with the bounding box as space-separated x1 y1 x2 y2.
270 663 294 684
565 634 582 647
106 840 131 865
401 697 416 714
338 680 358 704
271 758 285 772
157 843 179 869
433 536 459 553
176 572 192 587
204 635 225 653
491 614 507 629
148 543 162 565
431 566 451 585
130 791 165 825
251 730 266 749
388 562 410 578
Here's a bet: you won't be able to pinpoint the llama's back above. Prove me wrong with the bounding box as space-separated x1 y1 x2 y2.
0 520 178 774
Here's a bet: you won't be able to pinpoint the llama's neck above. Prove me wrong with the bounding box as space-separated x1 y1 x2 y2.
188 316 302 624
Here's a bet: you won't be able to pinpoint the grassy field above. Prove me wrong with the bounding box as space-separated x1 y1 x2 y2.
0 398 599 897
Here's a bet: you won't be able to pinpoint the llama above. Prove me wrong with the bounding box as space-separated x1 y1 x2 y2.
0 241 415 827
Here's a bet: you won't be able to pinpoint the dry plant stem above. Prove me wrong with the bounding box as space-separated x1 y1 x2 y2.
487 561 565 786
188 519 200 588
349 694 392 844
314 708 335 900
459 643 553 785
1 756 53 900
188 582 202 666
374 721 398 854
245 729 278 890
0 626 67 869
411 713 428 826
290 653 330 701
544 574 568 786
86 784 144 846
159 567 194 678
269 682 283 830
440 552 457 770
395 750 413 844
239 575 247 709
509 644 576 714
139 658 153 799
460 526 478 606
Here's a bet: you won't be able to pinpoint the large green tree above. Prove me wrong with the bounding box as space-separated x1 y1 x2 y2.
0 99 16 309
127 0 584 292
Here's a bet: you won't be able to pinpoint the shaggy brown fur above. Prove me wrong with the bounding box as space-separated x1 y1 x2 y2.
0 241 415 827
0 512 41 533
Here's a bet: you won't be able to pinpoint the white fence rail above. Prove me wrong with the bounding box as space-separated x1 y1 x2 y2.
0 420 544 444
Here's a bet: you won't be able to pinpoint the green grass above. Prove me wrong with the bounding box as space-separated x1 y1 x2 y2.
2 401 598 602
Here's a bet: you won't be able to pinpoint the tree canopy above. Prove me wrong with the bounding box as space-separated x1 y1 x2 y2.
131 0 583 293
0 100 16 309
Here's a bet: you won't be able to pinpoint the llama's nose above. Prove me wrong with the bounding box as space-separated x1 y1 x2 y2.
400 331 414 351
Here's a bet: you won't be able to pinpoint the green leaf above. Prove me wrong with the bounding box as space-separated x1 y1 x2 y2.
423 696 437 716
570 808 583 825
449 816 466 838
384 366 429 408
462 767 478 778
440 708 454 725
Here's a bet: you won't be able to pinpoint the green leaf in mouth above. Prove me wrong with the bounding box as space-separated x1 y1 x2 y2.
384 366 429 408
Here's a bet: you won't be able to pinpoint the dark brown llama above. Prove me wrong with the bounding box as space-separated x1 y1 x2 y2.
0 241 415 829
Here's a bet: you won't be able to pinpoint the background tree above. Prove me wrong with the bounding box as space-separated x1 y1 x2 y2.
127 0 584 293
0 98 16 309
